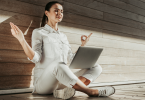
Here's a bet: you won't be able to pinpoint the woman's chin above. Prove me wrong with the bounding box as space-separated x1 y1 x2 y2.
56 19 62 22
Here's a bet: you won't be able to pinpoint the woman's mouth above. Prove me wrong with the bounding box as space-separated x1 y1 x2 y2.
57 17 61 19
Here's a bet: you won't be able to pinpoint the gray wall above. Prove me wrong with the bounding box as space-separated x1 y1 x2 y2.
1 0 145 89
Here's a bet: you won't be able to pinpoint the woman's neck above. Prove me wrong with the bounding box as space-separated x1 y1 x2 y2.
47 22 58 31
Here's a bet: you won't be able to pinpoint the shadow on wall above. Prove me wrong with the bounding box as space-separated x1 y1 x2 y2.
0 12 42 89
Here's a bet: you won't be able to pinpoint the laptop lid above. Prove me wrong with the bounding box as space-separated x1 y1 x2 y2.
69 46 103 69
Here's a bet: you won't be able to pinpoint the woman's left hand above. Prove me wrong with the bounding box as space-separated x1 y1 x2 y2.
81 33 93 46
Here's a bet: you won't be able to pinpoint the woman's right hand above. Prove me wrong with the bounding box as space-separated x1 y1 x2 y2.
10 22 25 43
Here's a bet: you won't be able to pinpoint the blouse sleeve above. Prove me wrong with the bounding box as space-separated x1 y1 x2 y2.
27 29 43 63
63 34 76 64
67 46 76 64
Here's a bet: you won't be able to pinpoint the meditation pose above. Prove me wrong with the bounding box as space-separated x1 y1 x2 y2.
10 1 115 99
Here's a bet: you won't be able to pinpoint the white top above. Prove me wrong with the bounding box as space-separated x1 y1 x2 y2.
27 24 76 93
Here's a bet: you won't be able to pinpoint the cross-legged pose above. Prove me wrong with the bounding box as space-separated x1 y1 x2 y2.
10 1 115 99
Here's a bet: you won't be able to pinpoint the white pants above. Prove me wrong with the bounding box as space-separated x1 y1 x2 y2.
35 62 102 94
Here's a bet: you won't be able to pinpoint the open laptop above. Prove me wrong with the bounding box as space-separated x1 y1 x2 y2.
69 46 103 69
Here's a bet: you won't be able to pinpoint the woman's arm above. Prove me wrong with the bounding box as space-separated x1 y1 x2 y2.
75 33 92 53
10 22 42 63
20 39 35 60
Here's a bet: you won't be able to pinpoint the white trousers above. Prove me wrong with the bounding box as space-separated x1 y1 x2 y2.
35 62 102 94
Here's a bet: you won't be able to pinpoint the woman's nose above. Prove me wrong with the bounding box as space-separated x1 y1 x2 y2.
58 11 62 16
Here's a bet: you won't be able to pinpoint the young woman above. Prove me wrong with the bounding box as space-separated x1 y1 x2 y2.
10 1 115 99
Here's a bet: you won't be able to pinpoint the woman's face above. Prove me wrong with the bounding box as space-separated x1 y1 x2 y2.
45 3 63 23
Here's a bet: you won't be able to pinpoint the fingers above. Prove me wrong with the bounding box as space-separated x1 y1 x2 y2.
14 24 20 32
10 22 19 33
10 22 17 33
81 35 87 39
88 33 93 38
81 33 92 39
81 35 87 40
11 29 15 35
10 22 14 29
87 33 93 41
81 33 92 41
11 22 19 32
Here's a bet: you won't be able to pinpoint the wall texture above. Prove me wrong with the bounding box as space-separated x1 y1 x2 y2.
1 0 145 89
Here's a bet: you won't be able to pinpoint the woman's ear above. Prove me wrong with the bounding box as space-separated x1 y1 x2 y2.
45 11 49 17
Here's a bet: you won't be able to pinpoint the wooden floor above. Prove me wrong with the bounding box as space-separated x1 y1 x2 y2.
0 83 145 100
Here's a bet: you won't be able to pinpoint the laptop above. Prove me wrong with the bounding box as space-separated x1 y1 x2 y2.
69 46 103 69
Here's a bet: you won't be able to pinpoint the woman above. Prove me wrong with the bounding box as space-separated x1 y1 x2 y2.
10 1 115 99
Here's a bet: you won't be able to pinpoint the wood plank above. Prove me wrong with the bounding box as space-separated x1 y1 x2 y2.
0 58 32 63
63 12 145 37
2 45 145 65
2 7 145 38
2 0 145 25
1 62 145 76
139 0 145 3
0 22 102 39
0 88 33 94
104 12 145 31
63 2 103 20
17 0 63 6
1 32 144 65
0 35 31 50
120 0 145 10
0 0 44 17
101 47 145 58
0 50 32 63
1 73 145 90
0 50 27 59
102 30 145 45
112 83 145 89
0 25 100 51
97 56 145 66
69 52 145 65
104 0 145 17
2 48 145 65
1 0 144 38
1 82 145 95
16 1 103 20
64 0 145 23
63 12 103 29
111 95 145 100
101 65 145 73
56 22 103 37
102 20 145 37
119 0 130 4
0 63 34 76
0 10 41 28
94 73 145 82
0 76 33 89
97 0 103 2
0 0 103 22
0 23 34 40
65 33 145 52
71 44 145 59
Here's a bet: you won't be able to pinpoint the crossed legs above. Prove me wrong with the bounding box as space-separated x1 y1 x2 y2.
78 76 91 86
36 61 102 96
71 63 102 96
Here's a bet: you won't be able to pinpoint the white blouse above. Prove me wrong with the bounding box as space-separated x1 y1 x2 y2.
27 24 76 93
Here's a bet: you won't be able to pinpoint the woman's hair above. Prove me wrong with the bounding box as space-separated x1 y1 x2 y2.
41 1 63 27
